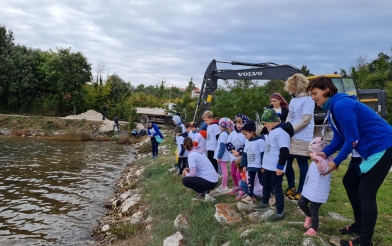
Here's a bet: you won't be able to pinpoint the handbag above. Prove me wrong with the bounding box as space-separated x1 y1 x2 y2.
155 135 163 143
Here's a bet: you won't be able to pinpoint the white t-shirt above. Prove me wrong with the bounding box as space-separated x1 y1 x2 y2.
193 132 207 154
288 96 315 141
188 151 218 183
188 131 198 141
206 124 220 151
227 131 246 162
213 131 230 161
262 127 290 172
176 135 189 157
301 161 332 203
148 127 156 136
243 138 265 169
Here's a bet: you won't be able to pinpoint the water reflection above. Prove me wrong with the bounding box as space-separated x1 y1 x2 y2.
0 136 132 245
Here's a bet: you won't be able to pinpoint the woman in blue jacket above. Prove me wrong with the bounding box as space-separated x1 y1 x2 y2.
307 76 392 246
146 121 163 159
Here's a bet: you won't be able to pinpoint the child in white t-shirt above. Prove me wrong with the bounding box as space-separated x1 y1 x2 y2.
203 111 221 173
299 137 333 236
188 121 199 141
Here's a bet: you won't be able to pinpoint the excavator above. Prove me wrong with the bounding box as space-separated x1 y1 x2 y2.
193 59 386 139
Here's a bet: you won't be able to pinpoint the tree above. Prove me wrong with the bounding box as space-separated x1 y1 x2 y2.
107 74 132 102
300 65 313 76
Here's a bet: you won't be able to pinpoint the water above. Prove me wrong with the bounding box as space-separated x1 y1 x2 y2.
0 136 133 245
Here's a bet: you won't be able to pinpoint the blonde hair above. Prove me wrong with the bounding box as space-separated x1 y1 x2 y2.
235 117 243 123
235 157 244 172
284 73 309 95
202 110 214 119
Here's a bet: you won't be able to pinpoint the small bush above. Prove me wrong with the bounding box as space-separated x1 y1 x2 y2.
138 141 151 154
110 222 143 240
52 132 94 141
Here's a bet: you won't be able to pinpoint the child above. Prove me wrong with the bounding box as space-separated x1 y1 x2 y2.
299 137 333 236
203 111 221 173
235 156 263 200
146 120 163 159
193 122 207 154
177 122 191 175
188 122 199 141
214 117 234 193
257 108 294 221
240 120 266 204
226 114 248 195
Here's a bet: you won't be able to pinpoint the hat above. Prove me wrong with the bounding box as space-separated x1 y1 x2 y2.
260 108 279 123
235 114 250 123
189 121 197 128
200 122 207 130
172 115 181 124
308 137 328 153
174 125 183 134
219 117 234 131
146 120 152 125
241 120 256 132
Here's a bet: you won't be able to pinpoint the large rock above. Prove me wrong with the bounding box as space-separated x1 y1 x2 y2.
163 231 185 246
240 229 254 238
174 214 189 229
328 212 350 221
214 203 242 224
260 209 276 220
130 211 143 224
237 202 258 211
121 194 141 214
101 224 110 233
247 211 261 221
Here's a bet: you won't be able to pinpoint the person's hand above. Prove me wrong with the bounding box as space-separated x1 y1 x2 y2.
309 152 314 158
316 152 327 159
176 133 181 136
322 161 338 176
261 168 265 173
217 159 221 164
276 169 283 176
243 167 246 173
182 169 187 177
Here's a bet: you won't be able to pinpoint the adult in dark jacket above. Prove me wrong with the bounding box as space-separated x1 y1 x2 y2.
261 93 289 135
147 121 163 159
102 104 108 120
113 116 120 132
307 76 392 246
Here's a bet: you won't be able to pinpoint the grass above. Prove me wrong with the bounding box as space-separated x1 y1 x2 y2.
109 145 392 245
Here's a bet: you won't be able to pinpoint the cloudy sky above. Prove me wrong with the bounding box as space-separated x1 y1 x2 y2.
1 0 391 88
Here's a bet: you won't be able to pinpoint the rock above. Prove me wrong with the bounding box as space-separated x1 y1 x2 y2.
237 202 259 211
329 235 341 246
112 199 121 209
120 191 132 202
209 188 232 197
163 231 185 246
214 203 242 224
260 209 276 220
240 229 254 238
130 211 143 224
145 224 152 231
174 214 189 229
145 216 153 223
168 168 177 174
302 238 315 246
204 194 216 202
121 194 141 214
101 224 110 233
247 211 261 221
288 221 304 225
221 242 231 246
328 212 351 221
135 167 145 177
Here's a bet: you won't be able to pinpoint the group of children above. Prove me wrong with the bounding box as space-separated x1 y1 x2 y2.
173 109 333 236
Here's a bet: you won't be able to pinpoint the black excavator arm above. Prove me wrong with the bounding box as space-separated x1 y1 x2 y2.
193 59 301 122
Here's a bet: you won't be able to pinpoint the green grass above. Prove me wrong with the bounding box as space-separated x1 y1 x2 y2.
115 146 392 246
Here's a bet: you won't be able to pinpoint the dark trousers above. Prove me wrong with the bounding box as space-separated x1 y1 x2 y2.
343 152 392 244
285 154 309 192
113 123 120 131
207 150 218 172
102 112 106 120
151 138 159 157
247 170 263 197
182 176 217 193
298 195 322 231
261 169 284 214
177 157 188 175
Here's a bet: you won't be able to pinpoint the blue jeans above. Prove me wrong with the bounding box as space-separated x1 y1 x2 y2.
285 154 309 192
261 169 284 214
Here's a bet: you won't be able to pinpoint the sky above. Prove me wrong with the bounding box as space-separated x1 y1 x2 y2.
1 0 391 88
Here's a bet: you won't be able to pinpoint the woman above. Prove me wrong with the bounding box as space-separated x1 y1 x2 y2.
307 76 392 246
283 74 315 200
146 121 163 159
182 137 218 199
261 93 289 135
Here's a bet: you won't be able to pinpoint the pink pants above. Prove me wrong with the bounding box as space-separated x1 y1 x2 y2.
219 161 228 188
230 161 242 187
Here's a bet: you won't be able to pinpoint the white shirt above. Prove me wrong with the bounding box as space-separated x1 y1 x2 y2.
213 131 230 161
188 131 197 141
301 161 332 203
262 127 290 172
227 130 246 162
193 132 207 154
206 124 220 151
148 127 156 136
288 96 315 141
176 135 189 157
243 138 265 169
188 151 218 183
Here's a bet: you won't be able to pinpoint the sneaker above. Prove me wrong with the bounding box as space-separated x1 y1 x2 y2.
242 196 257 204
339 223 361 235
288 191 301 200
303 228 317 236
267 212 286 221
236 191 246 200
304 216 312 228
215 185 229 193
253 203 270 212
196 193 205 199
340 237 373 246
284 187 296 197
269 196 276 206
229 187 240 195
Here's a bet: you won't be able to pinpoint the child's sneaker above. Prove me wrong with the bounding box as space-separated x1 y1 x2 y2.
242 196 256 204
304 216 312 228
235 191 246 200
229 187 240 195
303 228 317 236
269 196 276 206
288 191 301 200
196 193 205 199
284 187 296 197
267 212 286 221
215 185 228 193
